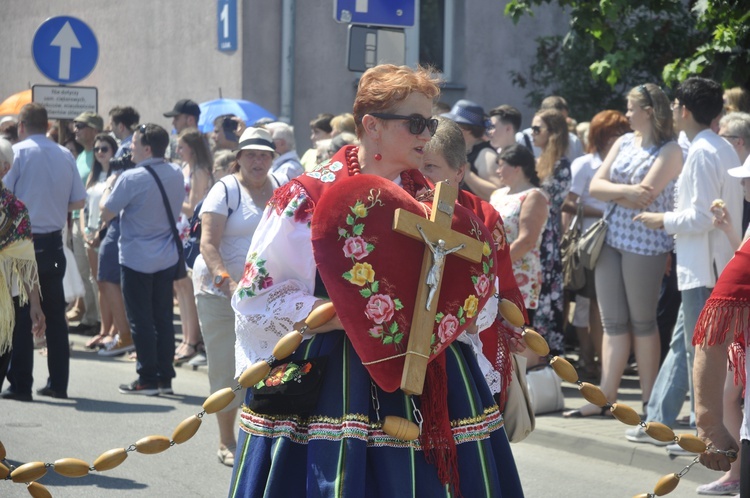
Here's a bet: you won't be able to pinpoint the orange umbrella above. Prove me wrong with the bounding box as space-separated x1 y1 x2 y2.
0 89 32 116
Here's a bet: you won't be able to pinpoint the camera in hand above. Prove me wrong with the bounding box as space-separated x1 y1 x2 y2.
110 153 135 171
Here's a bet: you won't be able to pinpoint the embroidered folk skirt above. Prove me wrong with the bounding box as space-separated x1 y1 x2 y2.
228 331 524 498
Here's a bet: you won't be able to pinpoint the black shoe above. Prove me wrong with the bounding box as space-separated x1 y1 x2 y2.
119 380 159 396
0 389 33 402
70 322 100 336
157 381 174 395
36 387 68 399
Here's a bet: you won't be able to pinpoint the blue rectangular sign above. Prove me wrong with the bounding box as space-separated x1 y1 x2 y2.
335 0 415 28
218 0 237 52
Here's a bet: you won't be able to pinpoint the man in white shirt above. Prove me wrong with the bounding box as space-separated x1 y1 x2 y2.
635 77 743 428
266 122 303 180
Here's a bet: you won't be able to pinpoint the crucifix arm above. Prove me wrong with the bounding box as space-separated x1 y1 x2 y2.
416 224 436 254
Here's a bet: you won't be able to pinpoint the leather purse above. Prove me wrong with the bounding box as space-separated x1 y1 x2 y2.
561 203 586 290
503 354 536 443
248 357 328 416
578 217 608 271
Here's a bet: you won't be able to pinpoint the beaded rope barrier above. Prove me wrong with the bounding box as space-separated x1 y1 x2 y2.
497 298 739 498
0 300 739 497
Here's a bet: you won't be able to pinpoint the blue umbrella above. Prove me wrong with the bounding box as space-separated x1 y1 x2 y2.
197 98 277 133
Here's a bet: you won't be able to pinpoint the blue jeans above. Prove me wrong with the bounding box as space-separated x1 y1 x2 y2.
120 264 177 386
646 286 712 425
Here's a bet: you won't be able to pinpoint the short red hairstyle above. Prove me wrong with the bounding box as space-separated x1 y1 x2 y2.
353 64 441 138
587 110 631 155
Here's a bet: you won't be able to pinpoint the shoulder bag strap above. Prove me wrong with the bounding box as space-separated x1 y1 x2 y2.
144 165 183 258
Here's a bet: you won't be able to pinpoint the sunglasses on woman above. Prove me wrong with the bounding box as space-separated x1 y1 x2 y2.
94 146 111 153
531 125 546 135
369 113 439 136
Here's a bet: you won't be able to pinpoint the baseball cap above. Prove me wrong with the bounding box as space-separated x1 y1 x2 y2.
73 112 104 131
728 154 750 178
163 99 201 118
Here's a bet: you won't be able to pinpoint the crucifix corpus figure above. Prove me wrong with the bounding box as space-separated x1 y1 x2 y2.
416 224 464 311
392 181 484 395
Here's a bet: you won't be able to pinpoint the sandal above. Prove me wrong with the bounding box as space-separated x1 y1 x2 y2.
174 342 202 365
85 334 107 350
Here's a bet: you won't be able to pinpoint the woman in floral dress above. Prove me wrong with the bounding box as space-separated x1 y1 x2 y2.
529 109 571 356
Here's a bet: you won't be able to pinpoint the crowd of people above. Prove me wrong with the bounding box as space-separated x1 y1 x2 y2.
0 67 748 497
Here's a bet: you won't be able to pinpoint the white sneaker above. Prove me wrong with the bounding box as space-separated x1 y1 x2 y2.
625 426 670 446
98 335 136 357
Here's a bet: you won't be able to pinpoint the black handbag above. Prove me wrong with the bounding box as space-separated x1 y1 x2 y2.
144 164 187 280
248 357 328 416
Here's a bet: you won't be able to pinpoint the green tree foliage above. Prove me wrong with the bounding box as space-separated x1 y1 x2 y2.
505 0 749 121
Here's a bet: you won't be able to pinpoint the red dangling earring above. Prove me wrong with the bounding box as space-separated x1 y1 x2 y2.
374 153 382 161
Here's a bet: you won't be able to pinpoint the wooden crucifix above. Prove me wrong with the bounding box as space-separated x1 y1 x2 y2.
392 181 484 395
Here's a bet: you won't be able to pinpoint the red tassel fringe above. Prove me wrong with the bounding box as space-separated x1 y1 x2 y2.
728 341 746 389
692 298 749 348
420 356 461 497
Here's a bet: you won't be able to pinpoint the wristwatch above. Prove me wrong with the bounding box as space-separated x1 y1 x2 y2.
213 272 230 286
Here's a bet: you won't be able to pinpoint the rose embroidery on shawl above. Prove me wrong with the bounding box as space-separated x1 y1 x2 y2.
306 160 343 183
338 190 406 348
430 219 494 354
342 236 370 260
437 314 459 343
473 273 491 298
364 294 396 324
345 262 375 286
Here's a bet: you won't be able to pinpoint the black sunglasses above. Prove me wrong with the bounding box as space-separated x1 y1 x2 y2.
93 146 111 153
74 122 89 130
531 125 545 135
136 124 150 146
369 113 439 136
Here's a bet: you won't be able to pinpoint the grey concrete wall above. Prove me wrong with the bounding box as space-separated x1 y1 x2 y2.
0 1 569 149
0 1 244 131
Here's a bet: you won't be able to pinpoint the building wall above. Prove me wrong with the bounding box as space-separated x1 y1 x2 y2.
0 1 568 149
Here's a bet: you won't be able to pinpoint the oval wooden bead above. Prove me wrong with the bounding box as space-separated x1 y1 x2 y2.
382 416 420 441
522 329 550 356
550 356 578 383
653 473 680 496
579 382 608 407
135 435 172 455
305 302 337 330
611 403 642 426
93 448 128 471
172 415 203 445
53 458 90 478
272 331 304 360
11 461 47 483
26 481 53 498
676 433 706 454
203 387 236 414
645 422 676 443
0 461 9 479
238 361 271 388
631 494 650 498
498 299 525 328
0 440 6 460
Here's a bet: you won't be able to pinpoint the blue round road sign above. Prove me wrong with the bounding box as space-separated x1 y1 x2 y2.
32 16 98 84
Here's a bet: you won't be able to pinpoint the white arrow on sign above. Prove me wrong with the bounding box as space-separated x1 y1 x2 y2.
50 21 81 80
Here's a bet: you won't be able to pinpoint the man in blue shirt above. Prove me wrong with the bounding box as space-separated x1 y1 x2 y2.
101 124 184 395
1 103 86 401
